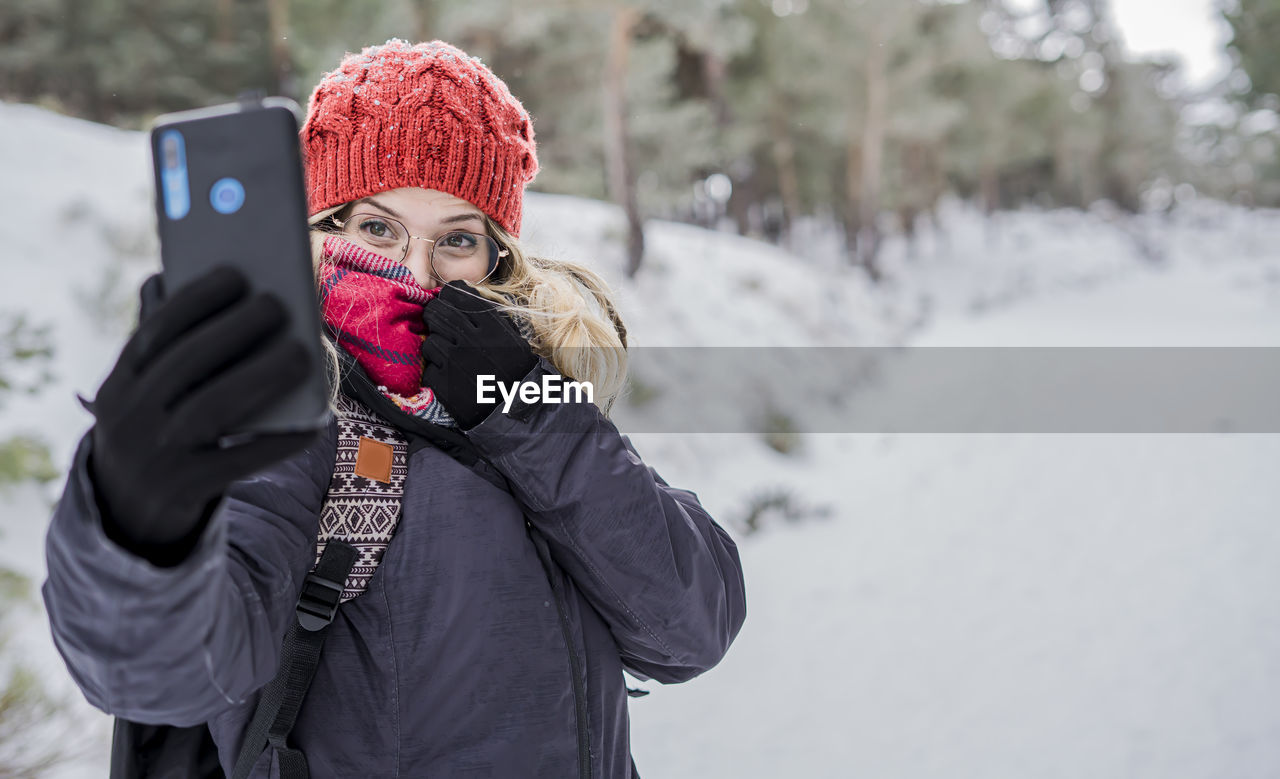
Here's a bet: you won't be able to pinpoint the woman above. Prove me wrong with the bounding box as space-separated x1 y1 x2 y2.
42 39 746 778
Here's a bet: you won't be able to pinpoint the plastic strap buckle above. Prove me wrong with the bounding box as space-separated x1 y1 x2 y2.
295 573 344 632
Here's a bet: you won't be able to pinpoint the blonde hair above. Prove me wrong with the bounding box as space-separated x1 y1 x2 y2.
308 204 629 418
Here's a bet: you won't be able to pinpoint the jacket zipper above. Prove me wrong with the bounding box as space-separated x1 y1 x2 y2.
529 522 591 779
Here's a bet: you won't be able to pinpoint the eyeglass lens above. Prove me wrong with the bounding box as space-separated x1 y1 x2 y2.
336 213 500 284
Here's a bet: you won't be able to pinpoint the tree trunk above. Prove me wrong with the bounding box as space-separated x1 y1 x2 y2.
843 135 863 265
979 157 999 215
855 26 888 281
1050 121 1072 206
922 142 946 239
1097 60 1140 212
62 0 101 121
409 1 439 43
728 185 752 237
602 5 644 277
215 0 235 45
266 0 294 100
767 93 801 244
703 51 731 128
898 142 928 259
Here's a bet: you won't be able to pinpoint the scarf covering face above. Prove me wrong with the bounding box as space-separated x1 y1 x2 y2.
317 234 457 427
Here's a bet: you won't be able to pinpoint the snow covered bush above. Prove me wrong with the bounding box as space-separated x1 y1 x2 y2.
731 487 832 536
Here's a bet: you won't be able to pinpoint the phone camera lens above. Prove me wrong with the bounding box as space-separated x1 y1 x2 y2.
163 137 179 169
210 178 246 214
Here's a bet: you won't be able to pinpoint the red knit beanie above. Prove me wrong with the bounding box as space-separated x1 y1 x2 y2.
300 39 539 237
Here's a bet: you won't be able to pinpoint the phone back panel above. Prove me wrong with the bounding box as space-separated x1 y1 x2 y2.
150 100 330 437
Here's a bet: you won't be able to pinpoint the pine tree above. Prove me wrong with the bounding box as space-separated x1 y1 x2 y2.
430 0 745 277
0 313 75 777
1222 0 1280 109
0 0 278 125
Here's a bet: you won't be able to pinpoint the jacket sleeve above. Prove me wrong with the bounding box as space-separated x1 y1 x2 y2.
464 357 747 684
40 421 335 726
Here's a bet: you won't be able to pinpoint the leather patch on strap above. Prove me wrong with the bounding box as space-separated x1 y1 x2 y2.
318 395 408 602
354 436 394 483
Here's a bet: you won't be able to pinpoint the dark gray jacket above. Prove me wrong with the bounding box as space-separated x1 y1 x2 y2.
42 355 747 778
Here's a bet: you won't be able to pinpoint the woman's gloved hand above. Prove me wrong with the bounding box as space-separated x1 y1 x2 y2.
421 280 537 430
83 265 321 566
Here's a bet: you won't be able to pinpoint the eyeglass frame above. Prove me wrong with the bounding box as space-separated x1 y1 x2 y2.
328 211 511 283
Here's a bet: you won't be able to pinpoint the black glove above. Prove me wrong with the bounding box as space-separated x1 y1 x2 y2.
421 280 537 430
83 265 320 567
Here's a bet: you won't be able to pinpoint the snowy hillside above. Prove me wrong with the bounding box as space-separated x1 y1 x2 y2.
2 101 1279 778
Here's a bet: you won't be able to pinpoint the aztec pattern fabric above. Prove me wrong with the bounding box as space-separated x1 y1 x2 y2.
314 393 410 602
317 234 458 427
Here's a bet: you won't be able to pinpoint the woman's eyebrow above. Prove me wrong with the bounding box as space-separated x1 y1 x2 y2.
356 198 483 227
358 197 405 220
440 212 485 225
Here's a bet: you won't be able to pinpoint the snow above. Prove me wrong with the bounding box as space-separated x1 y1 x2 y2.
627 433 1280 778
2 101 1279 778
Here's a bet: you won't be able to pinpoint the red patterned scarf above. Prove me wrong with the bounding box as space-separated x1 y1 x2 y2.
317 235 456 425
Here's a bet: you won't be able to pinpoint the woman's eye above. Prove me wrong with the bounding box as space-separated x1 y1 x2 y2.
358 218 396 240
443 233 478 249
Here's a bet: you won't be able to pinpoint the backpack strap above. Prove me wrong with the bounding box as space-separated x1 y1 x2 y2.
332 331 511 493
317 393 409 602
231 540 358 779
231 340 509 778
231 393 405 779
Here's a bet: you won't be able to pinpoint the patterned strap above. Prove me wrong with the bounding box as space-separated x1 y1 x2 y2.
314 394 409 602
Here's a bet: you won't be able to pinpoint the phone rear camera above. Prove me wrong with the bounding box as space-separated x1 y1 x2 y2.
158 130 189 220
163 136 179 169
210 177 246 214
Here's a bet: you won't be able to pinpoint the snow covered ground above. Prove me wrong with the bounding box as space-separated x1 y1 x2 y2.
2 101 1278 778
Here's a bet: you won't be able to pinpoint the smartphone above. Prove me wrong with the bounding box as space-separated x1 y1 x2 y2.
149 96 330 440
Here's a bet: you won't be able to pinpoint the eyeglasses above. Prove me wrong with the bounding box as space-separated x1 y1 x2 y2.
327 212 509 285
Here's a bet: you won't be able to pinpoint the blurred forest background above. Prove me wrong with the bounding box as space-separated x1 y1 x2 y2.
2 0 1278 281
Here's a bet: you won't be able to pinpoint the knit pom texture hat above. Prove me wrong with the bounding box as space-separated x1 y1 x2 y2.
301 39 539 236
